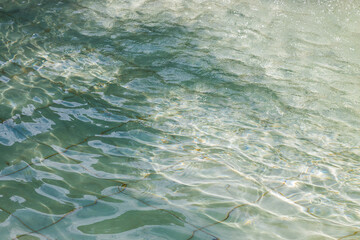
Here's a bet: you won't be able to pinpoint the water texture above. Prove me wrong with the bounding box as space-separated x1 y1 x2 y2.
0 0 360 239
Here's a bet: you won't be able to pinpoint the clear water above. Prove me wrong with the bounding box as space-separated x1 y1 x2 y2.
0 0 360 239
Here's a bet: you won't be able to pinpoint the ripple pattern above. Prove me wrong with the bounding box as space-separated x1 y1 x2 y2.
1 0 360 239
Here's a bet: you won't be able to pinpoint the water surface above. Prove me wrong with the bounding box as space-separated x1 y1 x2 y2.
0 0 360 239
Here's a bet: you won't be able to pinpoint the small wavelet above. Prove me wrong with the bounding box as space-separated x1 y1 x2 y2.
1 0 360 239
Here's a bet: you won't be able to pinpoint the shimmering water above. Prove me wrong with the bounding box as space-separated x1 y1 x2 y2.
0 0 360 239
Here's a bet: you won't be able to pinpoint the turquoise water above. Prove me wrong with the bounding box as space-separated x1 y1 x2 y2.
1 0 360 239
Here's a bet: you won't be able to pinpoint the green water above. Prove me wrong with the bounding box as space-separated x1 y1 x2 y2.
0 0 360 239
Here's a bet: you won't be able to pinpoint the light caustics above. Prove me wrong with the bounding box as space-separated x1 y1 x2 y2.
0 0 360 239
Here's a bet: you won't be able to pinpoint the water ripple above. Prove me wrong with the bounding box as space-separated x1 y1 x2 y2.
1 0 360 239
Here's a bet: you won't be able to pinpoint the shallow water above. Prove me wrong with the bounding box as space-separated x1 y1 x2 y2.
0 0 360 239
